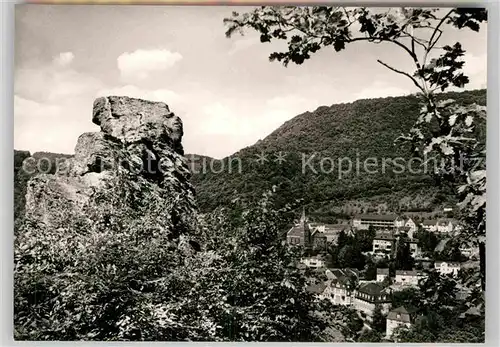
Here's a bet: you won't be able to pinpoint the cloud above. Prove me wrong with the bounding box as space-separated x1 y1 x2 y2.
53 52 75 67
14 95 97 153
117 49 182 81
462 53 487 89
15 61 104 103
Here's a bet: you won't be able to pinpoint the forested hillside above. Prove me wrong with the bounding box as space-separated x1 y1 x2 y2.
14 89 486 223
190 89 486 219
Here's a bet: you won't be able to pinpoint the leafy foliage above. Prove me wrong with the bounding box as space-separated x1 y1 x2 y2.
14 183 348 341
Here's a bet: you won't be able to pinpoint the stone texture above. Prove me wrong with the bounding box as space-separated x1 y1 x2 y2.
25 96 198 246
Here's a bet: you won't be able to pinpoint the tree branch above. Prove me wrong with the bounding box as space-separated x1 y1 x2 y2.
377 59 425 93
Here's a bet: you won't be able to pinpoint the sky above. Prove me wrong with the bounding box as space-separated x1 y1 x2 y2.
14 5 487 159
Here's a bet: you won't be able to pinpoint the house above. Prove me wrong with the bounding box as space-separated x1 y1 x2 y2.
353 282 392 319
315 224 350 244
394 216 405 228
326 268 359 281
372 230 395 253
435 261 461 276
436 219 455 233
395 270 420 286
459 246 479 259
376 268 389 282
311 229 327 251
322 274 356 306
421 219 438 232
386 306 418 338
306 282 327 297
301 256 326 269
352 214 398 230
404 218 417 236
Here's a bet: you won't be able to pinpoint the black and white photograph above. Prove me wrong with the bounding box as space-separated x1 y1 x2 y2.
13 4 488 342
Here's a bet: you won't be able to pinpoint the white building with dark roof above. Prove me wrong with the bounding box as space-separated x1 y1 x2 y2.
386 306 418 337
352 214 398 230
376 268 389 282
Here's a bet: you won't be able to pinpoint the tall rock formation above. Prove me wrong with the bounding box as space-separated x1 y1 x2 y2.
24 96 198 247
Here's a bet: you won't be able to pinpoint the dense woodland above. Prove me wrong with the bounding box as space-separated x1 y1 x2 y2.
189 89 486 217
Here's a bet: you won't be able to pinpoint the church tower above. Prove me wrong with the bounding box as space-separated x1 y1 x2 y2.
299 206 311 249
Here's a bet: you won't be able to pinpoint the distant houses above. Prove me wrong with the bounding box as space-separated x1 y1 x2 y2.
286 209 351 249
421 218 457 234
435 261 461 276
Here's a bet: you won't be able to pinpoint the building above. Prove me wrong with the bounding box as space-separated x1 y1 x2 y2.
301 256 326 268
353 283 392 319
435 261 461 276
306 282 327 297
386 306 417 338
326 268 359 281
314 224 351 244
376 268 389 282
421 219 438 232
286 208 311 247
436 219 455 233
422 219 456 234
404 218 417 236
352 214 398 230
372 231 395 254
394 217 405 228
311 229 327 251
322 274 357 306
395 270 420 286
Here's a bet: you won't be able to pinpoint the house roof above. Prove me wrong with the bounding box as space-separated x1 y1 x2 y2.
306 282 327 294
358 282 385 296
323 223 349 231
329 268 359 280
287 225 306 237
354 214 398 221
395 269 419 276
311 229 327 239
422 219 438 226
387 306 418 323
374 230 395 240
377 268 389 275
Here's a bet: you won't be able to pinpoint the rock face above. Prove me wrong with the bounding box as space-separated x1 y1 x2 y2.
25 96 197 245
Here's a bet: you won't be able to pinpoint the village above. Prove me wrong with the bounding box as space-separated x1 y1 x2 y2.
286 210 481 340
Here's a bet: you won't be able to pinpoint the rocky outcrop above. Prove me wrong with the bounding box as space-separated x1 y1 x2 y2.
25 96 198 246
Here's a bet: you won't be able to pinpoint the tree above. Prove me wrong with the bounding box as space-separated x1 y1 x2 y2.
364 259 377 281
224 6 487 290
371 304 386 334
415 229 439 254
395 241 415 270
